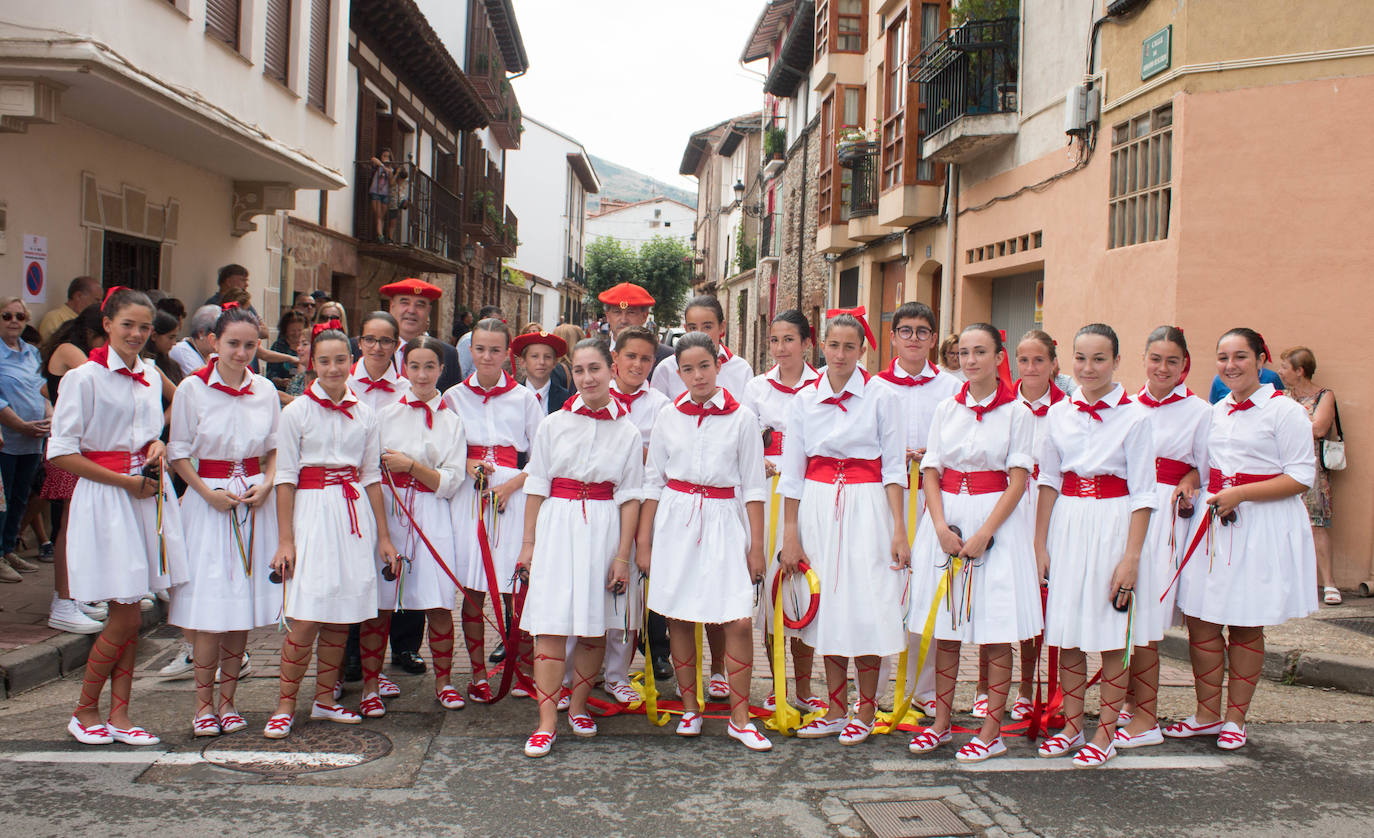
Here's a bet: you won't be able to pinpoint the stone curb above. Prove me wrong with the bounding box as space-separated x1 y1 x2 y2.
1159 627 1374 698
0 601 167 700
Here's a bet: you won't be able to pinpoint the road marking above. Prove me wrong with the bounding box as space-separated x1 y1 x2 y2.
3 750 368 768
872 753 1246 773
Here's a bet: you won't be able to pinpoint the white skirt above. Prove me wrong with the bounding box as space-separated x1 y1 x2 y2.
522 496 632 637
169 473 279 632
1134 483 1194 644
451 463 527 595
284 481 378 624
377 488 459 612
645 489 753 625
795 480 905 658
66 469 188 604
908 491 1043 645
1176 493 1317 627
1043 496 1132 653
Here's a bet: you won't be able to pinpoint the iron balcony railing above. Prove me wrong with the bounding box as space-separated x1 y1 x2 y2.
760 211 780 258
354 162 462 262
846 146 879 219
912 17 1019 138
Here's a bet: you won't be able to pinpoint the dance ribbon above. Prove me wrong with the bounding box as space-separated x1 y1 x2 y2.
763 570 823 736
636 577 673 727
381 467 461 589
468 463 531 704
765 475 781 574
906 461 921 547
1161 505 1220 602
154 465 168 576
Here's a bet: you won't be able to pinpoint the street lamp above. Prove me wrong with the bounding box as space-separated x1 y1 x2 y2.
732 179 762 218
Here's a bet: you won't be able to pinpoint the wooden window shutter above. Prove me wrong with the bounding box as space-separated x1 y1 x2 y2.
355 85 378 161
264 0 292 84
307 0 330 110
205 0 241 50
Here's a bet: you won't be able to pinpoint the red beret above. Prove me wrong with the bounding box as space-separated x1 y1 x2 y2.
510 330 568 358
597 282 655 309
379 278 442 300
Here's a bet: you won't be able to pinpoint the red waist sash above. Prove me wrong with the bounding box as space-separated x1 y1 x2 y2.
389 471 434 493
550 478 616 501
1155 457 1191 486
939 469 1010 495
1060 471 1129 499
198 458 263 479
763 430 785 457
1207 469 1281 493
665 479 735 499
83 445 150 474
804 456 882 485
467 444 518 468
298 466 362 537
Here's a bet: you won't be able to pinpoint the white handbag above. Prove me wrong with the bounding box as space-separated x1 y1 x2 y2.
1320 395 1346 471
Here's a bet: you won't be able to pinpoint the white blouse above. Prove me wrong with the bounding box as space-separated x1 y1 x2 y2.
441 372 543 451
778 368 908 500
642 390 768 504
274 381 382 488
375 391 466 499
167 365 280 463
611 380 670 449
348 358 406 415
1035 383 1157 511
872 360 963 453
922 391 1035 476
1018 383 1065 469
1207 384 1315 488
524 396 644 506
49 350 165 459
741 364 821 437
1136 384 1211 473
649 344 755 402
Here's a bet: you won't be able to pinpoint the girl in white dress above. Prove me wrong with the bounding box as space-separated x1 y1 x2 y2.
873 302 962 719
443 318 544 703
348 311 406 414
517 338 644 757
599 326 671 704
741 309 823 715
1165 328 1316 750
49 288 189 747
782 312 909 746
167 304 280 737
357 337 467 718
265 326 400 739
649 296 755 700
1033 324 1156 767
1116 326 1209 749
907 324 1041 762
638 332 770 751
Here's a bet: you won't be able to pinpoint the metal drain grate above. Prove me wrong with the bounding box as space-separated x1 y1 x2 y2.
852 800 973 838
1324 616 1374 638
201 725 392 776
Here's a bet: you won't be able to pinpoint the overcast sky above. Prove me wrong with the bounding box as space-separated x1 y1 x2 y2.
509 0 768 190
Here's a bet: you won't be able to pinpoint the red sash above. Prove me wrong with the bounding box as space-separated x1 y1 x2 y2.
763 431 785 457
83 445 151 474
803 456 882 485
1155 457 1191 486
466 445 519 468
665 479 735 499
939 469 1009 495
297 466 362 537
1207 469 1280 493
388 472 434 493
198 458 263 479
550 478 616 501
1060 472 1129 499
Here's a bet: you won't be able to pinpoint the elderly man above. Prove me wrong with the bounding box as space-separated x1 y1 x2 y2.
169 304 220 376
380 278 462 392
598 282 672 372
38 277 101 341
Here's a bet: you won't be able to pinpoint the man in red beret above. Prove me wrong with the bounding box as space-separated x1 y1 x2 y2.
597 282 672 372
378 278 463 392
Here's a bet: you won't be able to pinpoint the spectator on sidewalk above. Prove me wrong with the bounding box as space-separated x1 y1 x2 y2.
1278 346 1342 605
290 291 317 321
268 311 307 388
156 296 187 332
146 311 185 387
204 264 249 307
170 305 219 377
0 297 52 582
37 277 101 342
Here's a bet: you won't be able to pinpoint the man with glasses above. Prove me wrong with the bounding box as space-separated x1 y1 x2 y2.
291 291 317 319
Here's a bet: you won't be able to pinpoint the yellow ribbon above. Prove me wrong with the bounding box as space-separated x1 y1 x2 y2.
875 554 962 733
637 578 672 726
766 474 782 574
763 569 825 735
906 461 921 547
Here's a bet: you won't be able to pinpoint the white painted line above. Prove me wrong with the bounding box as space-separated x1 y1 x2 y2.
204 751 369 768
3 750 367 768
872 754 1247 773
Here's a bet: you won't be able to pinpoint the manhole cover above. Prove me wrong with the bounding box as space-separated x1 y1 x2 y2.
201 725 392 776
1324 616 1374 638
852 800 973 838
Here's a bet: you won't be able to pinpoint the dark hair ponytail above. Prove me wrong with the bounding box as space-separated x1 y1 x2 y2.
771 308 812 342
674 331 717 363
212 304 261 337
101 287 154 320
961 322 1005 354
1219 327 1269 363
685 295 725 325
572 337 614 367
402 335 448 366
1075 323 1119 358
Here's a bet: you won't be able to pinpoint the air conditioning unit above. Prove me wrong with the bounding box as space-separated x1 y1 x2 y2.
1064 85 1101 137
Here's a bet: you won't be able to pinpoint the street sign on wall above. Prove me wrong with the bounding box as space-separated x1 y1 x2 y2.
1142 25 1172 80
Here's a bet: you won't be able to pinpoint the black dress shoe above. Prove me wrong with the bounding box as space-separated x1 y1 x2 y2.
488 641 507 664
393 651 428 675
343 659 363 682
652 655 674 681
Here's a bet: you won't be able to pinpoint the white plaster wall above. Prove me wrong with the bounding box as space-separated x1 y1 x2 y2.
506 119 588 284
584 199 695 249
412 0 472 70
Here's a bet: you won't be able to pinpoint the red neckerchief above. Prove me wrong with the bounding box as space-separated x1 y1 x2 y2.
1073 389 1131 422
353 360 396 393
305 385 356 420
562 394 623 421
191 360 253 397
675 389 740 426
1017 379 1065 417
765 365 820 395
1138 384 1192 408
956 378 1017 422
402 394 437 429
88 345 149 387
610 382 647 410
877 359 937 387
1227 389 1281 414
464 371 518 404
818 368 870 412
717 343 735 364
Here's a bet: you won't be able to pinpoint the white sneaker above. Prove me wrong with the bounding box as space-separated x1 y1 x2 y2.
239 652 252 678
158 641 195 678
48 594 104 634
78 601 108 621
139 595 156 612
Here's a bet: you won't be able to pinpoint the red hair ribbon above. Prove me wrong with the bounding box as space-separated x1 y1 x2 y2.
221 301 240 311
1256 332 1271 362
311 318 343 341
824 306 878 349
100 285 127 310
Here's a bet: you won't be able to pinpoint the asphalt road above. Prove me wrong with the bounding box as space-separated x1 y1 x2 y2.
2 638 1373 838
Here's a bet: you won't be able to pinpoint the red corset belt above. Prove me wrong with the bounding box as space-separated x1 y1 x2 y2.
939 469 1009 495
1207 469 1280 493
466 445 518 468
298 465 363 537
804 456 882 485
198 458 263 479
1060 471 1128 499
1155 457 1191 486
83 445 151 474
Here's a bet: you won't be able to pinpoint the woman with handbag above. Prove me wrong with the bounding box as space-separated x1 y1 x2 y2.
1277 346 1342 605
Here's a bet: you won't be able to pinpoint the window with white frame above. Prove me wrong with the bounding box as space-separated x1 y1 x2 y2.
1108 104 1172 248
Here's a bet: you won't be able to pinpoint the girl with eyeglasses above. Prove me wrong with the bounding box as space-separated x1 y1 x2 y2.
348 312 406 414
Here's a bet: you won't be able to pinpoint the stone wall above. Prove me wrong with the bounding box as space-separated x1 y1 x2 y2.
776 115 832 359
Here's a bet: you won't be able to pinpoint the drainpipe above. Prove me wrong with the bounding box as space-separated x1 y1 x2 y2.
939 163 958 338
796 123 809 312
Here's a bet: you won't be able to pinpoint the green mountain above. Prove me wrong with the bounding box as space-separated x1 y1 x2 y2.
588 155 697 211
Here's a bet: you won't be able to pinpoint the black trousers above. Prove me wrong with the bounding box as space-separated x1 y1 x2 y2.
344 610 427 666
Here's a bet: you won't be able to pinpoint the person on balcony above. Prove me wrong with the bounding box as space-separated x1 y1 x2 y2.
368 148 395 244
